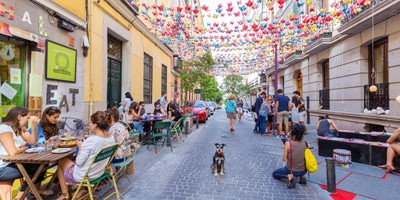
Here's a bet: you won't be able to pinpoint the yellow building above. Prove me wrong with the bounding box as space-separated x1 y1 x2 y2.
79 0 175 120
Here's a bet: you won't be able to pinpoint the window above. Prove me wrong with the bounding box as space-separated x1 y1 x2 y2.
364 38 389 110
161 64 167 96
322 60 329 89
319 60 330 110
143 53 153 104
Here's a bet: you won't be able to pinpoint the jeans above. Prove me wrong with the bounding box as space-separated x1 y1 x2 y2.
272 166 307 180
254 113 260 132
259 115 267 134
131 122 144 136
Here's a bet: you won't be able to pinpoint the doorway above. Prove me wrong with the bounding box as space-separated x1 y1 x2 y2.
296 71 303 95
107 36 122 108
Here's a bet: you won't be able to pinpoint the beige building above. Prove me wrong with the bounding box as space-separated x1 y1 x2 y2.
252 0 400 132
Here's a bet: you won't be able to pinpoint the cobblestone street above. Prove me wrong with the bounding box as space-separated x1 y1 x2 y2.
119 110 322 199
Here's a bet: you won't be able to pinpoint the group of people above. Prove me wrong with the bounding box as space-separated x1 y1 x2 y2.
120 91 182 142
0 105 136 200
251 90 307 137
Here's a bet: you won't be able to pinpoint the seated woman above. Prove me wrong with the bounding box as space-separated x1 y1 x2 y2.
315 115 339 137
272 124 308 188
168 103 182 127
105 107 131 163
379 128 400 172
56 111 115 200
15 106 61 199
125 102 144 137
0 107 40 200
153 102 166 116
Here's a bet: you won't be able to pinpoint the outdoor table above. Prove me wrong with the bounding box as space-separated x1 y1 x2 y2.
3 148 76 200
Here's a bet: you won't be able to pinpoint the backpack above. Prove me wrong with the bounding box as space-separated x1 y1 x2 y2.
305 148 318 173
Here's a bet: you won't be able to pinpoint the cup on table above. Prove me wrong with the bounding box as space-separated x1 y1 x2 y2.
46 141 53 151
38 144 45 154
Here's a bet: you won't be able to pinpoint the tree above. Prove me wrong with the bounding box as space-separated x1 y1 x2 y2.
221 75 250 98
200 75 223 102
179 53 216 104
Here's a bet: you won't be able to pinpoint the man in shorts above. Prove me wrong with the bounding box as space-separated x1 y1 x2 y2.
236 97 244 121
274 89 290 137
293 90 307 134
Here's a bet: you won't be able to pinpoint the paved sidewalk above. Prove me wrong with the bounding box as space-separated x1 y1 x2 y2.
111 111 398 200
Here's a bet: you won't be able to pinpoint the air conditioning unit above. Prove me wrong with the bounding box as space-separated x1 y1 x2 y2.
122 0 139 16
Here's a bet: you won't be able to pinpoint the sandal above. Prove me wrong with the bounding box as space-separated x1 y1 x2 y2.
287 174 296 188
57 192 69 200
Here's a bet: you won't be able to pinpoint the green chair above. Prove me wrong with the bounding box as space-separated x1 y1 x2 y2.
181 115 187 137
170 118 185 143
147 121 172 154
70 144 120 200
120 120 140 145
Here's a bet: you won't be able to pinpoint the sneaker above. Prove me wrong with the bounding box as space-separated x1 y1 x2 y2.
299 176 307 184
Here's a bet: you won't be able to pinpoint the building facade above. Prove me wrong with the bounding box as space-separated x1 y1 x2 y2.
0 0 86 120
260 0 400 132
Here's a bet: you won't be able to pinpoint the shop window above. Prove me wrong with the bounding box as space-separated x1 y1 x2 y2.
0 41 25 120
143 53 153 104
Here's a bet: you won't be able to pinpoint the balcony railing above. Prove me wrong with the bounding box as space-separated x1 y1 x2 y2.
319 89 330 110
364 83 389 110
340 0 384 25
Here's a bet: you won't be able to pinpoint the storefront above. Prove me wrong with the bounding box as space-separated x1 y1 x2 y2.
0 0 86 120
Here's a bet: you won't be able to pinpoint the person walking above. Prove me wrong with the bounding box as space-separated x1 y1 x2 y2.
236 97 244 121
254 91 266 134
258 98 269 135
272 124 308 188
290 96 300 125
266 96 274 134
225 94 237 131
274 89 290 138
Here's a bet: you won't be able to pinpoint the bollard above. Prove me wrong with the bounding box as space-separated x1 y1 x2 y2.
326 158 336 193
196 117 199 129
185 121 189 136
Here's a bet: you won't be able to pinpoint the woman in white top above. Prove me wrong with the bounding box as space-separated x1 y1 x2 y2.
290 96 300 125
56 111 115 200
0 107 39 200
123 92 133 112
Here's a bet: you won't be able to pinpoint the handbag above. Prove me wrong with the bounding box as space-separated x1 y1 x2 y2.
304 142 318 173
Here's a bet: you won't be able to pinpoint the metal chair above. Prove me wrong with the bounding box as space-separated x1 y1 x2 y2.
170 118 185 143
70 144 120 200
147 121 172 154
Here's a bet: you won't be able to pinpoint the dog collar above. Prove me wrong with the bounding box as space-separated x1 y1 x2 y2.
218 152 224 156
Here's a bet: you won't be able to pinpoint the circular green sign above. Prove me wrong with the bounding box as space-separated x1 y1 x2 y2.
55 52 69 70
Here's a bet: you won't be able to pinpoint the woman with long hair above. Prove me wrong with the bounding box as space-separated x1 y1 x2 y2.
225 94 237 131
272 124 308 188
106 107 131 163
0 107 39 200
125 102 144 137
123 92 134 112
56 111 115 200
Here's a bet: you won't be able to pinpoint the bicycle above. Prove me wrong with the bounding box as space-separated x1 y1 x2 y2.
58 117 89 137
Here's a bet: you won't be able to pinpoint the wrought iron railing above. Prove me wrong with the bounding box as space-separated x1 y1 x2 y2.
340 0 384 25
364 83 389 110
319 89 330 110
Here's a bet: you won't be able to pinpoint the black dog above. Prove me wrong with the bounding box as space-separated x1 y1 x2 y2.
211 143 226 176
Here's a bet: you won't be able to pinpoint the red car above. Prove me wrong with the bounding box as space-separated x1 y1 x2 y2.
192 101 208 122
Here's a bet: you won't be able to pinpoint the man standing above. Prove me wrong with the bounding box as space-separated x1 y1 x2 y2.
159 92 168 112
274 89 290 137
293 90 307 134
254 91 266 133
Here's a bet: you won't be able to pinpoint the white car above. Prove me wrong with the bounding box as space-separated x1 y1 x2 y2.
207 102 215 115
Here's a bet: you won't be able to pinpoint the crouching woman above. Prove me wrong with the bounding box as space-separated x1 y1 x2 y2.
56 111 115 200
272 124 307 188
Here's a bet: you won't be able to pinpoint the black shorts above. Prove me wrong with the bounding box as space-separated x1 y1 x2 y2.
0 163 45 184
268 115 273 122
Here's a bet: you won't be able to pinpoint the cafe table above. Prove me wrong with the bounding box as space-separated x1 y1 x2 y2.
3 148 75 200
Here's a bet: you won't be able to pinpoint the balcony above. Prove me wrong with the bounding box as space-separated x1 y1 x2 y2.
319 89 330 110
284 50 309 67
338 0 400 35
303 31 348 55
364 83 389 110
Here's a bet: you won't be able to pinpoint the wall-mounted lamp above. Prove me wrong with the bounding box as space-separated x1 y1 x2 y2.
82 36 89 57
369 85 377 92
396 95 400 103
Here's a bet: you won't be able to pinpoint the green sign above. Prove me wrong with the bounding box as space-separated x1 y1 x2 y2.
45 40 77 83
194 89 201 93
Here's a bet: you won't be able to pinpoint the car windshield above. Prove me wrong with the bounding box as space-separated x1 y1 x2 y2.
194 102 205 108
207 102 213 106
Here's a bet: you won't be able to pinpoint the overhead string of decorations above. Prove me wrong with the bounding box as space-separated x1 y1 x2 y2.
136 0 380 76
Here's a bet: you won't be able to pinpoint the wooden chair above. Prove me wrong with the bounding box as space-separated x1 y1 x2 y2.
70 144 120 200
147 121 172 154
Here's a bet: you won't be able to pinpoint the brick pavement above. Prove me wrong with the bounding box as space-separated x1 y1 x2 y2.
118 110 325 200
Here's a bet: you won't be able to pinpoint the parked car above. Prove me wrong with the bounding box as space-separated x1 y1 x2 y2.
192 101 209 122
207 101 215 115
